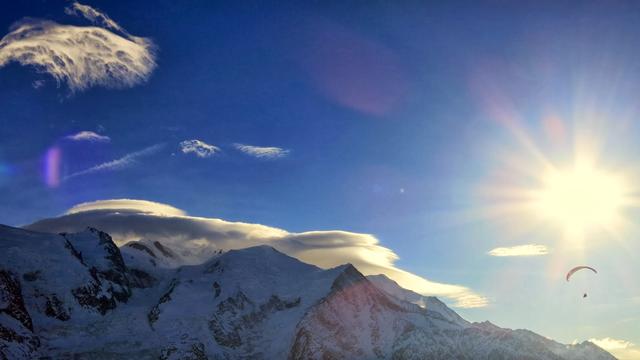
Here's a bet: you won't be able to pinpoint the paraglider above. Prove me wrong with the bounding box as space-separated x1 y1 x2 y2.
566 266 597 281
566 266 597 298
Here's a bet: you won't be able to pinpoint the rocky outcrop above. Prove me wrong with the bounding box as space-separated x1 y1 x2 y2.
153 241 176 259
62 229 133 315
127 242 157 258
0 270 39 359
43 293 70 321
148 278 179 328
209 291 301 354
0 271 33 332
128 268 156 288
160 342 209 360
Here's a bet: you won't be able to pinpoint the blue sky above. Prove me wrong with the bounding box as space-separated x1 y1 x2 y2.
1 1 640 357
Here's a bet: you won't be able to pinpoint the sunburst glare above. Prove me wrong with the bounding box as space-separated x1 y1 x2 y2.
468 59 640 250
534 162 628 233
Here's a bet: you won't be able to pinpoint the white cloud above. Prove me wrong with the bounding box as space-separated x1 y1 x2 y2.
234 143 290 159
590 337 634 350
66 199 186 217
0 2 156 92
64 2 127 35
488 244 549 257
26 199 487 308
180 139 220 158
66 131 110 142
589 338 640 360
64 143 164 180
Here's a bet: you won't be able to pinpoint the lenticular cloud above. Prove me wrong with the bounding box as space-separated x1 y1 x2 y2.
26 199 488 308
0 3 156 92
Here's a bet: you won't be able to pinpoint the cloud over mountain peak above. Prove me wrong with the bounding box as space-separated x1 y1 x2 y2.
27 199 487 308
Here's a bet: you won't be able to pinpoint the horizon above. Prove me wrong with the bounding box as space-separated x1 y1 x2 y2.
1 1 639 359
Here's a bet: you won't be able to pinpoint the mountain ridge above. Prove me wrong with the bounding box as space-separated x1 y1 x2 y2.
0 224 616 359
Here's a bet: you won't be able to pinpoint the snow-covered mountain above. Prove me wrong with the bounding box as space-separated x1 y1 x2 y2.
0 224 616 359
367 274 469 328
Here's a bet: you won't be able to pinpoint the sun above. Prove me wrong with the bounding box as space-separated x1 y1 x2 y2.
534 163 628 232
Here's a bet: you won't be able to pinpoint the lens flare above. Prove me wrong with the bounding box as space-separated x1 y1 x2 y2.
0 162 12 186
44 147 62 188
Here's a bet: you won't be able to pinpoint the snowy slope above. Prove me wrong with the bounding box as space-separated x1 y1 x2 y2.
367 273 469 327
0 224 616 359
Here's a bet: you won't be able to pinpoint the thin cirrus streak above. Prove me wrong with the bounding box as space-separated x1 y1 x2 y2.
0 2 156 93
488 244 549 257
64 143 165 181
233 143 290 159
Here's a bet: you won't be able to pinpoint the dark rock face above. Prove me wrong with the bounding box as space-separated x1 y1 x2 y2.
185 343 208 360
212 281 221 298
0 271 33 332
63 238 84 264
148 278 179 328
21 271 40 282
160 342 209 360
153 241 176 259
62 229 133 315
91 228 129 278
209 291 301 352
0 270 39 358
208 291 252 348
127 242 157 258
43 294 70 321
128 268 156 288
70 280 118 316
204 260 221 274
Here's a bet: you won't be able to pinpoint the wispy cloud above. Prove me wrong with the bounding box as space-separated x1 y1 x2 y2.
179 139 220 158
32 79 45 89
64 2 127 34
27 199 487 308
234 143 290 159
64 143 164 180
589 338 640 360
488 244 549 257
66 131 110 142
0 2 156 92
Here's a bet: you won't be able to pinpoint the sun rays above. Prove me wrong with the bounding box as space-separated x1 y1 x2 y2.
466 60 640 251
534 162 628 234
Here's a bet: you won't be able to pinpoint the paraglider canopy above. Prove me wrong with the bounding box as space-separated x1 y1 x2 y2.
566 266 597 282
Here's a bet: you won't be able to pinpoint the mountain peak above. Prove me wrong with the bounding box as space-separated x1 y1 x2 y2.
0 224 617 360
329 263 367 292
366 273 470 327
